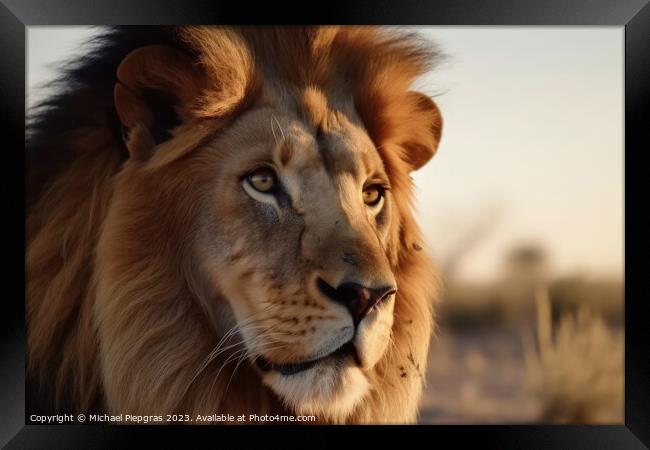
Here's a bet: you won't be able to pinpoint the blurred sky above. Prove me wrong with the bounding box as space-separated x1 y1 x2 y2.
27 27 624 282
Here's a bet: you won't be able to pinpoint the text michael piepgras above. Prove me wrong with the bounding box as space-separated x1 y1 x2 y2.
30 413 316 424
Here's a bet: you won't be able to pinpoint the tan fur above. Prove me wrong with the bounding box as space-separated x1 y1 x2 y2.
27 26 442 424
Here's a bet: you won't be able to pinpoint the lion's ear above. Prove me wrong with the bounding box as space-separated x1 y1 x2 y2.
401 92 443 171
113 45 204 160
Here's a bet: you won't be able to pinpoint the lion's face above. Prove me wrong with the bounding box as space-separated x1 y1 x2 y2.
194 101 398 418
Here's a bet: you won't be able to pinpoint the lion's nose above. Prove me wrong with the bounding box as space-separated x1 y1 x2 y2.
317 278 397 324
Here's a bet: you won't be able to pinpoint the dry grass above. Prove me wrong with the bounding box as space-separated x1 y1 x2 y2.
523 286 623 423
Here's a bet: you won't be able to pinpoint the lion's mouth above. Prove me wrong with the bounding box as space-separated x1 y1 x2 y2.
255 341 359 376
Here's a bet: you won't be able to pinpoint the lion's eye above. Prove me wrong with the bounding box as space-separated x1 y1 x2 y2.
363 185 384 207
247 168 277 193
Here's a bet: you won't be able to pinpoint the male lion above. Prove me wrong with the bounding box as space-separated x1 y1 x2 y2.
26 26 443 424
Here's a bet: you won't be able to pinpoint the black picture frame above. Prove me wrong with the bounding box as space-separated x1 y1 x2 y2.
2 0 648 448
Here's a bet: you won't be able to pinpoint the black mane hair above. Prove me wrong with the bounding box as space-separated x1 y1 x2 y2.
27 26 183 207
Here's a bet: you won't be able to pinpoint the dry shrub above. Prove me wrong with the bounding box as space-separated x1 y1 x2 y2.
523 286 623 423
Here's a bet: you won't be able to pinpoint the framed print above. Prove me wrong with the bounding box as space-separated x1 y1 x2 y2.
1 0 648 448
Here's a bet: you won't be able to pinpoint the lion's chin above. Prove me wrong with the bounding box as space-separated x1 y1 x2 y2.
261 355 370 421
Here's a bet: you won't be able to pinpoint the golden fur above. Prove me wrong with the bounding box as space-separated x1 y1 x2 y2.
26 26 442 424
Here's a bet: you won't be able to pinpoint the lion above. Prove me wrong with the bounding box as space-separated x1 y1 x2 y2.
26 26 443 424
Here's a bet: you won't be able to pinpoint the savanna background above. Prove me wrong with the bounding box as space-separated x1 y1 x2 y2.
27 26 624 424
